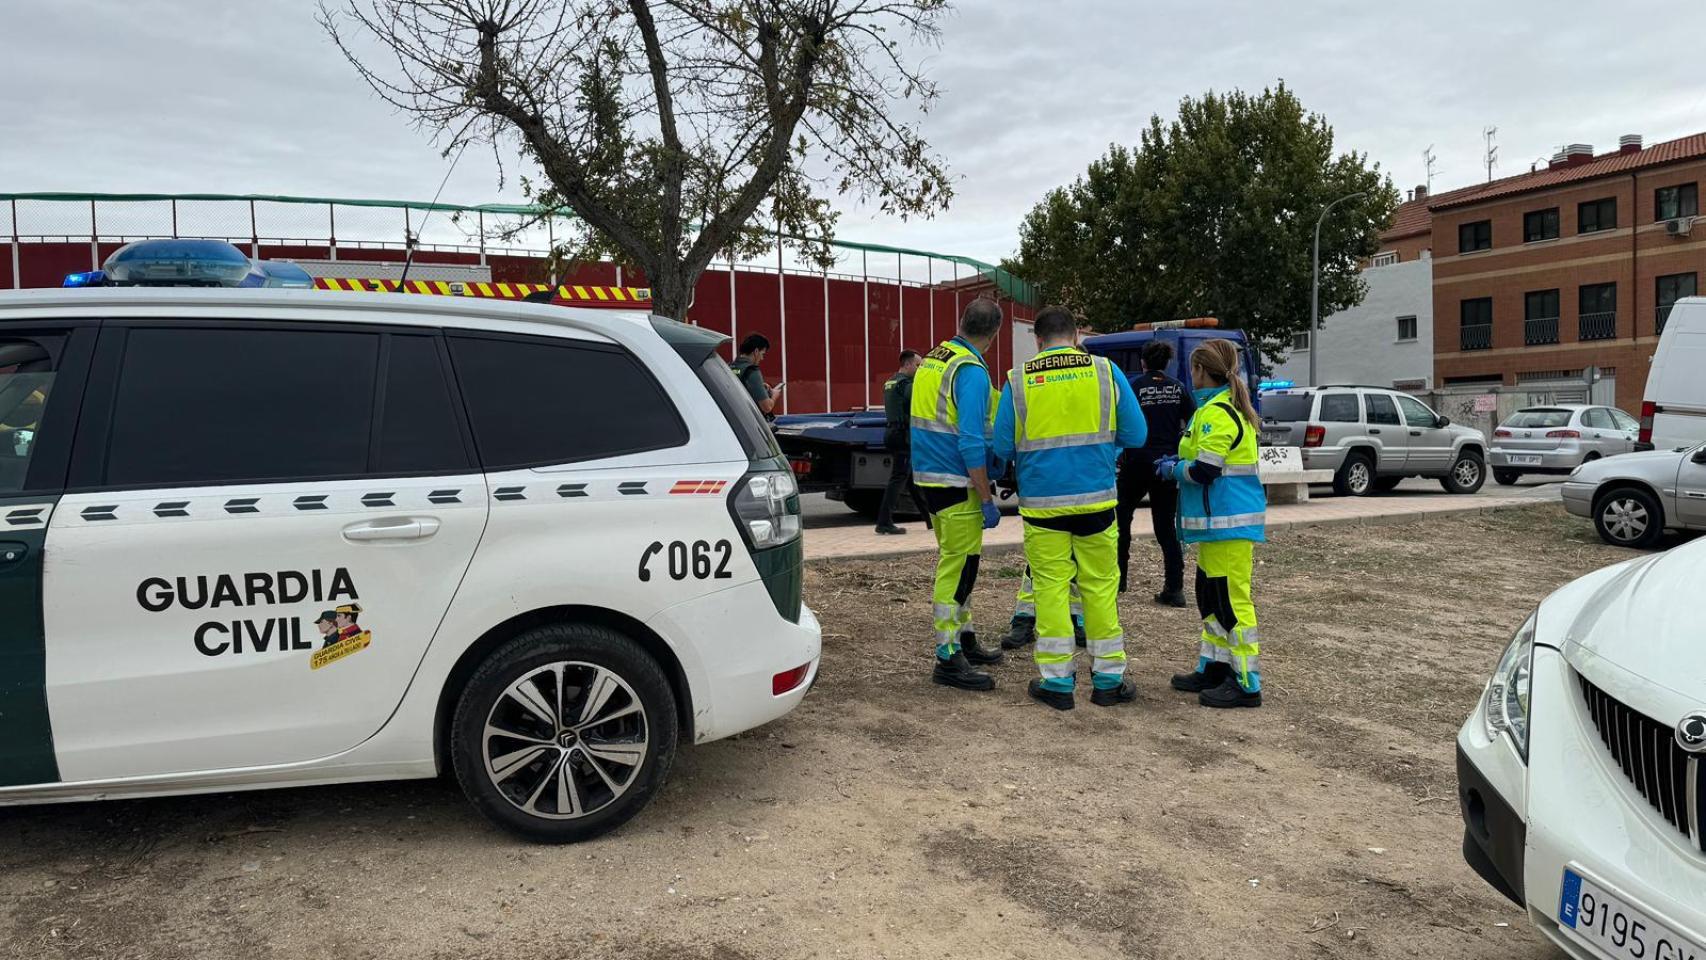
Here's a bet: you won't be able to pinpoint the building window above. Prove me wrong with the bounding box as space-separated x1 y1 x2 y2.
1578 197 1617 234
1655 183 1699 221
1578 283 1617 341
1656 272 1697 334
1291 330 1310 352
1523 289 1560 345
1523 208 1560 243
1460 297 1493 350
1458 220 1492 253
1395 315 1418 341
1371 251 1398 267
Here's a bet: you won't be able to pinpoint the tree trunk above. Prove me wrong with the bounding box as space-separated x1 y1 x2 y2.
647 263 692 321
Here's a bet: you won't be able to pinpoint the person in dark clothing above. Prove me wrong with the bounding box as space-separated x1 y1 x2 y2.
875 349 923 534
730 333 782 418
1116 340 1197 605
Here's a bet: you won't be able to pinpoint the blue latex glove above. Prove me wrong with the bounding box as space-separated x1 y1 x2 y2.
1153 455 1181 480
981 499 1002 529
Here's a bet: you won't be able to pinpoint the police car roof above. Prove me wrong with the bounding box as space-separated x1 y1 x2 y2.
0 286 657 341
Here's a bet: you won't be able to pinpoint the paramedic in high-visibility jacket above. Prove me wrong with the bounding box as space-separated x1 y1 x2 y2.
992 306 1146 711
910 298 1008 691
1154 338 1268 709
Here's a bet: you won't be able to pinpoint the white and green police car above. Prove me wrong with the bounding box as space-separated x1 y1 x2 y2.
0 286 818 842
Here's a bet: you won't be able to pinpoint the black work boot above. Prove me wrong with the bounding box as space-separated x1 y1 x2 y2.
874 523 906 535
932 652 995 691
1001 616 1037 650
1199 676 1262 709
1090 677 1138 707
1027 678 1075 711
1170 661 1232 693
1154 588 1188 608
959 631 1004 665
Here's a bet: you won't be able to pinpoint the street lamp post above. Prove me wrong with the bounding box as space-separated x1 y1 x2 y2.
1310 191 1366 388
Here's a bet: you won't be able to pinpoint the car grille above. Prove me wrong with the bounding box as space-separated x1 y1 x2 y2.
1578 673 1705 853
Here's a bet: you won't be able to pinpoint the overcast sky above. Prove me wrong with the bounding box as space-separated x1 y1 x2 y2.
4 1 1704 266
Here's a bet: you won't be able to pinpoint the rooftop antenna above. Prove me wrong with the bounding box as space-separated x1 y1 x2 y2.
1422 145 1437 195
397 140 470 291
1482 126 1499 183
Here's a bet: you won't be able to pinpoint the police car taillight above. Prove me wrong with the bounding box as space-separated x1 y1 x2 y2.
730 470 801 549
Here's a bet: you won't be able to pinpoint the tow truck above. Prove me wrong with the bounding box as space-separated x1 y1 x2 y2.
775 319 1262 517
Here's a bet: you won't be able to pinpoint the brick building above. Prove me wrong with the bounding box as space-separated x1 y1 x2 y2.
1423 133 1704 413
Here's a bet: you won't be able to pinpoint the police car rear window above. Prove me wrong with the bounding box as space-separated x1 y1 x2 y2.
448 334 688 469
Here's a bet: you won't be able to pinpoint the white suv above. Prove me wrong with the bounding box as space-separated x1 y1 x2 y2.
0 288 820 842
1457 538 1705 957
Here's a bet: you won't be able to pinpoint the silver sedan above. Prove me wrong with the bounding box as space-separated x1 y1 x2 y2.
1489 404 1639 485
1561 441 1706 548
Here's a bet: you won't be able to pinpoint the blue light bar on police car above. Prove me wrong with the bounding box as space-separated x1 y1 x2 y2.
62 270 107 287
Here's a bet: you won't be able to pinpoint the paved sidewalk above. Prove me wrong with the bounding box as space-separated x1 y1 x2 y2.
803 479 1562 560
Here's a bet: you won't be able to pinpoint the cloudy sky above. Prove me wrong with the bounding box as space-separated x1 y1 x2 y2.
4 1 1704 266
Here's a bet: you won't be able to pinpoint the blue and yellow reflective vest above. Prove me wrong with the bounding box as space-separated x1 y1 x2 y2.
909 338 997 488
1175 387 1266 543
992 346 1145 518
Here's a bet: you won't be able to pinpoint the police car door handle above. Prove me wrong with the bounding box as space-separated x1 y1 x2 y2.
342 517 441 542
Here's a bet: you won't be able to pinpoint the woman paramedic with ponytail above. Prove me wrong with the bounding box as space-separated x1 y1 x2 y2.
1153 339 1267 709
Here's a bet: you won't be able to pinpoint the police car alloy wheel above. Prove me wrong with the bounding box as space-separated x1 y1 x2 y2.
451 623 678 843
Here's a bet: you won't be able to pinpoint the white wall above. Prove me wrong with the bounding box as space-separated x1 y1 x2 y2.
1272 256 1433 390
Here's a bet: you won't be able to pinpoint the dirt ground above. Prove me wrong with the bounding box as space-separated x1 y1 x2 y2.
0 504 1637 960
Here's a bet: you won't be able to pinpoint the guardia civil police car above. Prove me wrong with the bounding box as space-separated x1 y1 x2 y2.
0 286 818 842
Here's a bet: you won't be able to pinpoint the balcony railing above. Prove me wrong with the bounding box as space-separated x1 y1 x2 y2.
1524 316 1559 345
1579 311 1617 341
1460 323 1493 350
1657 304 1676 336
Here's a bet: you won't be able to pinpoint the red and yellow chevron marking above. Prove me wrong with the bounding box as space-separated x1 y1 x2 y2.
668 480 729 496
314 277 651 306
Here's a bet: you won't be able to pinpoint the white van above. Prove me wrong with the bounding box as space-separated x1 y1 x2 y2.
1638 296 1706 450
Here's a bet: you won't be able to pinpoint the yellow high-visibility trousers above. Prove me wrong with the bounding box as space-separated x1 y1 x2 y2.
1195 538 1260 692
1013 564 1080 620
930 490 984 658
1023 520 1123 692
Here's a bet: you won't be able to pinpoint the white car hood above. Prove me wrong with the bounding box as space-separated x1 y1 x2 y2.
1563 540 1706 713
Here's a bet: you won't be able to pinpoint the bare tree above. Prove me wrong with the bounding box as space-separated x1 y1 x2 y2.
320 0 954 319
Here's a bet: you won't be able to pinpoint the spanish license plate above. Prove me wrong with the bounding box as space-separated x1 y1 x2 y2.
1559 868 1704 960
1507 454 1543 466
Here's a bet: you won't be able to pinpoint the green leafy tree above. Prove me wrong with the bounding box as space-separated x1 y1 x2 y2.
321 0 954 320
1011 84 1398 365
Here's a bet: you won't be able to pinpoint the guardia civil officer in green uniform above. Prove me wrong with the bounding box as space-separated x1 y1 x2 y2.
1154 338 1267 708
992 306 1146 710
875 349 923 535
910 299 1007 690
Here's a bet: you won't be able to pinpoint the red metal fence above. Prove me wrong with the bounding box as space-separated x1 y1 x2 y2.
2 194 1035 414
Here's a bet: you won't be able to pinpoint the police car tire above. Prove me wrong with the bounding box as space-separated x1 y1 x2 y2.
449 622 678 844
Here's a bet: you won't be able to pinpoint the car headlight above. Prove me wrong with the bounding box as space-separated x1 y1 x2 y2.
1484 611 1536 760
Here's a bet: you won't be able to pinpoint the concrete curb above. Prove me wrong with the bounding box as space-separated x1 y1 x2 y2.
804 496 1558 564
